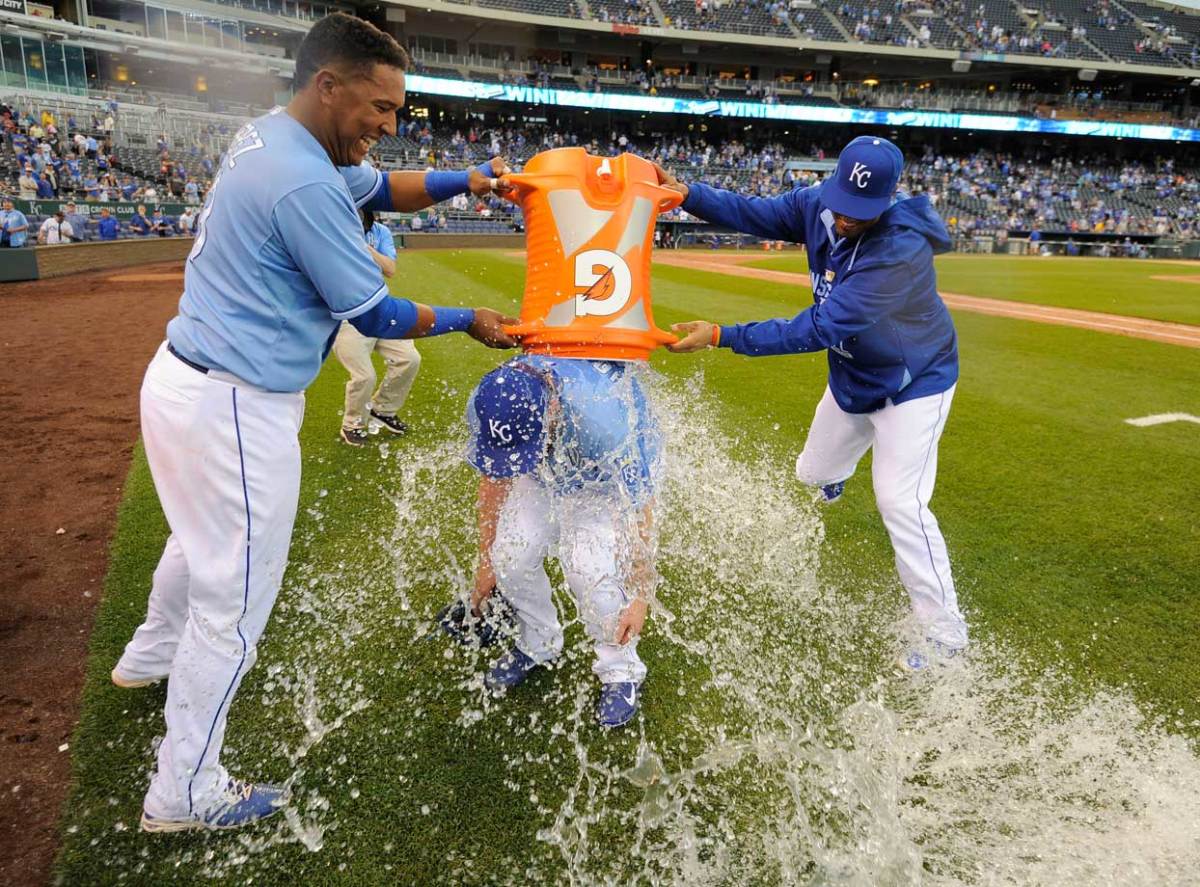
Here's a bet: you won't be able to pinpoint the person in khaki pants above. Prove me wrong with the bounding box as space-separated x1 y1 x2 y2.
334 210 421 446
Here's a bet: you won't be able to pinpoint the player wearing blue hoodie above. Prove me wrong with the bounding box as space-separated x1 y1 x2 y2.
659 136 968 668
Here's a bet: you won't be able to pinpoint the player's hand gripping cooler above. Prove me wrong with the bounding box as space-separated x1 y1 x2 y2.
501 147 684 360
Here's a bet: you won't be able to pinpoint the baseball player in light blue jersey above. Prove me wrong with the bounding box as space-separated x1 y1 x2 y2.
462 356 660 728
659 136 969 671
110 13 519 834
332 210 422 445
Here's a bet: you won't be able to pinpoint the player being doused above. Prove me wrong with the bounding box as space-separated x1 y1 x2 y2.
447 354 660 728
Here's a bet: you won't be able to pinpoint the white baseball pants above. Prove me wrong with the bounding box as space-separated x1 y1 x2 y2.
491 477 647 684
333 322 420 429
117 342 304 818
796 384 969 649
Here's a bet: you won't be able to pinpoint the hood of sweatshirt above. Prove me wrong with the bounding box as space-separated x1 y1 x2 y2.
874 194 952 255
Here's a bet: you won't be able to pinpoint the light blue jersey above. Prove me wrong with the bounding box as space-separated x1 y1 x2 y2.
167 108 400 392
467 356 661 506
0 208 29 248
365 220 396 259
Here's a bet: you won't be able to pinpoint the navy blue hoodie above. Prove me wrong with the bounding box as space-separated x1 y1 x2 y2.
682 182 958 414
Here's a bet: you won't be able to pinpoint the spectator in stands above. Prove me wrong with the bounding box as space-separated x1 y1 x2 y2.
18 166 38 200
121 177 139 202
85 134 98 160
0 198 29 248
64 154 82 190
36 172 55 200
184 177 200 204
37 211 74 245
63 202 89 241
129 205 152 236
177 207 196 236
150 209 174 237
96 207 119 241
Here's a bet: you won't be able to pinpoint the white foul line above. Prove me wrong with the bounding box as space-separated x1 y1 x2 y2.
1124 413 1200 427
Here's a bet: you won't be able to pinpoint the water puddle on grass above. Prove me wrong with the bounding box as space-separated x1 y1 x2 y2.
68 370 1200 885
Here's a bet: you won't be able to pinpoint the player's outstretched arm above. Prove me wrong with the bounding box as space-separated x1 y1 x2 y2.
348 299 519 348
653 161 805 244
355 158 515 213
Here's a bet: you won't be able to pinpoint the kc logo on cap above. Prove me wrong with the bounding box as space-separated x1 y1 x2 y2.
820 135 904 220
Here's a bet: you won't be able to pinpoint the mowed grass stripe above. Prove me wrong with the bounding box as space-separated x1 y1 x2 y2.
57 250 1200 884
744 253 1200 327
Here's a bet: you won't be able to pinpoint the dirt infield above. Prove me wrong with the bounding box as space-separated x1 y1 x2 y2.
0 262 183 887
657 252 1200 349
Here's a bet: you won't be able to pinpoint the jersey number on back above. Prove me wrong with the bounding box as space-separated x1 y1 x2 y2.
188 123 266 264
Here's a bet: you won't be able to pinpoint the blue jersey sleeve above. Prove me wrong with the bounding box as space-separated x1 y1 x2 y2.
720 251 912 356
370 223 397 259
272 183 389 321
682 182 808 245
338 162 393 211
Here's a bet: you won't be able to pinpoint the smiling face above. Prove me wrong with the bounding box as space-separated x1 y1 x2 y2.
314 63 404 166
832 212 881 241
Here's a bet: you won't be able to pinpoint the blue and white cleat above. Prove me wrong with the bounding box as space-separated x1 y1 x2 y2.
485 647 542 693
596 681 642 729
899 640 964 673
140 779 286 833
819 481 846 503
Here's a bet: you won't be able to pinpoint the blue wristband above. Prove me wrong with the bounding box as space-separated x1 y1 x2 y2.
475 160 497 178
424 170 471 203
429 306 476 336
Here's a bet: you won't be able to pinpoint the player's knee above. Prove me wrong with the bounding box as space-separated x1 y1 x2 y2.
873 488 916 526
492 535 540 584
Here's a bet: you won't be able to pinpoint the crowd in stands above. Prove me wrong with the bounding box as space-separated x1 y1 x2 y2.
0 98 224 243
903 149 1200 239
379 111 1200 239
464 0 1200 70
7 91 1200 248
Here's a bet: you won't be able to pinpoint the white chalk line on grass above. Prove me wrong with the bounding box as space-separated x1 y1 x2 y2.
1125 413 1200 427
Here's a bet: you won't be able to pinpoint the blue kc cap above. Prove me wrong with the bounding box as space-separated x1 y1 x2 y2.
469 363 550 477
820 136 904 221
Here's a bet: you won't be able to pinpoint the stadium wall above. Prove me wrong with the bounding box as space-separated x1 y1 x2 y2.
0 239 194 282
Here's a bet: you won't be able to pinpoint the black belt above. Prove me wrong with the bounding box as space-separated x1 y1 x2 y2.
167 342 209 374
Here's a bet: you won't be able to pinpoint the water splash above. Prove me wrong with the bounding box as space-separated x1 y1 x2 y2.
63 367 1200 884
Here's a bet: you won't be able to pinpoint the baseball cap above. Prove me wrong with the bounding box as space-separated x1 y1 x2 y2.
469 363 549 477
819 136 904 220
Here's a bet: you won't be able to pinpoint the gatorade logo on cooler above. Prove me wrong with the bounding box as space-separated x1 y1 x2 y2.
502 148 684 361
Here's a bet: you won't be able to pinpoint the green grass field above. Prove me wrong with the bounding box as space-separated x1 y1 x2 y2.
57 251 1200 885
746 252 1200 326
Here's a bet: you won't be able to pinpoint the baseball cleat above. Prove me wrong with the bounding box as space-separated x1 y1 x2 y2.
369 409 408 435
819 481 846 503
140 779 285 833
485 647 541 693
111 667 168 689
340 426 369 447
898 640 963 672
596 681 642 728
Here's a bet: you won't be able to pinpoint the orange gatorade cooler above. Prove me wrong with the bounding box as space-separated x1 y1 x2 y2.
502 147 684 360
